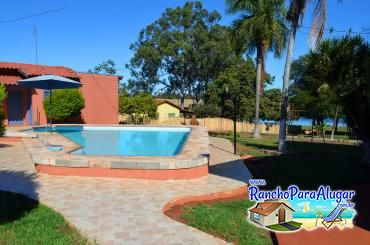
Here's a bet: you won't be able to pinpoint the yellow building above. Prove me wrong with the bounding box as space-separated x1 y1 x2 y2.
156 100 180 120
155 99 193 121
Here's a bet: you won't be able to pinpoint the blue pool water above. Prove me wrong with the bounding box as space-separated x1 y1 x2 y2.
32 126 190 156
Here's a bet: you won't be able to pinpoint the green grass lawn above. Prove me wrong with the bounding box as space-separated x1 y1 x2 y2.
182 199 272 245
0 190 89 244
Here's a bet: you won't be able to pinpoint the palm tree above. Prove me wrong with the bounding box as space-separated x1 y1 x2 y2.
278 0 327 152
226 0 287 139
315 209 324 227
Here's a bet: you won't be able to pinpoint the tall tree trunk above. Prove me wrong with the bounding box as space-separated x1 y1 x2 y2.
180 96 185 111
331 105 339 140
253 47 263 139
278 23 297 152
334 115 339 133
311 118 314 143
233 116 237 155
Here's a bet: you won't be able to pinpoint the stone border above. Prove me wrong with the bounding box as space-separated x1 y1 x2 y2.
34 164 209 180
20 125 210 179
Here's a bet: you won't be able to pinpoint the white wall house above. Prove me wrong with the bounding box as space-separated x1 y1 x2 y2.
249 201 294 227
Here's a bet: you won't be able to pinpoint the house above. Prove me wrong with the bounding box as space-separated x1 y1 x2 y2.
0 61 122 126
249 201 295 226
155 99 192 121
155 98 195 111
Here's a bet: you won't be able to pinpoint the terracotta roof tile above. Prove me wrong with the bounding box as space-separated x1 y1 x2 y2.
155 98 195 108
249 202 294 216
0 61 79 79
155 99 193 114
0 75 22 85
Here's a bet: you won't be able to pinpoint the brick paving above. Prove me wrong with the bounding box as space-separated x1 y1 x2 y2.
0 137 252 245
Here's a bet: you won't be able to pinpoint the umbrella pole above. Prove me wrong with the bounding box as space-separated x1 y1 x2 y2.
49 89 52 131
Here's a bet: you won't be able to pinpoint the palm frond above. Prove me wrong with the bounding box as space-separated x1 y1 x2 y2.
287 0 307 25
309 0 327 49
225 0 257 15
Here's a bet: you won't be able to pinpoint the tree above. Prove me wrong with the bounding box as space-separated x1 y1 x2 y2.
260 88 282 121
315 209 324 227
89 59 117 75
278 0 327 152
119 92 157 123
226 0 287 138
290 35 370 164
192 104 222 118
0 84 7 136
321 35 370 164
208 57 256 154
289 54 337 125
43 89 85 122
208 58 256 122
126 1 233 109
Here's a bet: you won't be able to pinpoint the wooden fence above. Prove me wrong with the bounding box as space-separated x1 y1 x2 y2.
119 114 191 125
119 115 279 134
197 118 279 134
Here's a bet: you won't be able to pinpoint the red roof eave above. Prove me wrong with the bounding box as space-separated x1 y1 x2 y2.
0 61 79 80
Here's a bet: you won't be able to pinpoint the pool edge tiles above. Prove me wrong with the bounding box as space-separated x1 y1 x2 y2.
21 125 210 180
82 126 191 132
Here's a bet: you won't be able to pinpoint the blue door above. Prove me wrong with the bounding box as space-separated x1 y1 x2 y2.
7 90 24 125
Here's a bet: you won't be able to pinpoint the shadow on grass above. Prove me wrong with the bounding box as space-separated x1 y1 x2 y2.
0 170 39 225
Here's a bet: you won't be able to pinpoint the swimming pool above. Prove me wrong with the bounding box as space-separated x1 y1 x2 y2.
32 126 190 156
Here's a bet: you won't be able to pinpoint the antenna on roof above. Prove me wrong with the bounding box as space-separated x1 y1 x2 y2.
33 24 38 65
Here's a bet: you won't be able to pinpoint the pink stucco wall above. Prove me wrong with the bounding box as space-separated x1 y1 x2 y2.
32 88 47 125
79 73 119 124
27 74 119 125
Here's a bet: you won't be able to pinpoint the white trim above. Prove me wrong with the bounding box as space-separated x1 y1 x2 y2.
81 126 191 132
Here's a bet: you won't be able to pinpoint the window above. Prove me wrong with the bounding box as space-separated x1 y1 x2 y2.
168 113 176 118
253 213 260 220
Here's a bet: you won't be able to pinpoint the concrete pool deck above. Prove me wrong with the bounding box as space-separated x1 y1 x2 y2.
0 136 252 244
11 125 211 180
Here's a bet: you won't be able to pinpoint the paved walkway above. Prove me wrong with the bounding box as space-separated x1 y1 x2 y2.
0 137 252 245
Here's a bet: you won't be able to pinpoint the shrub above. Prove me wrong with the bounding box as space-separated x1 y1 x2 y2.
0 84 7 136
43 89 85 122
119 93 157 123
192 104 222 118
0 110 5 136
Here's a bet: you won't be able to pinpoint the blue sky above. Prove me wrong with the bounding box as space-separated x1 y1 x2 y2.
0 0 369 89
